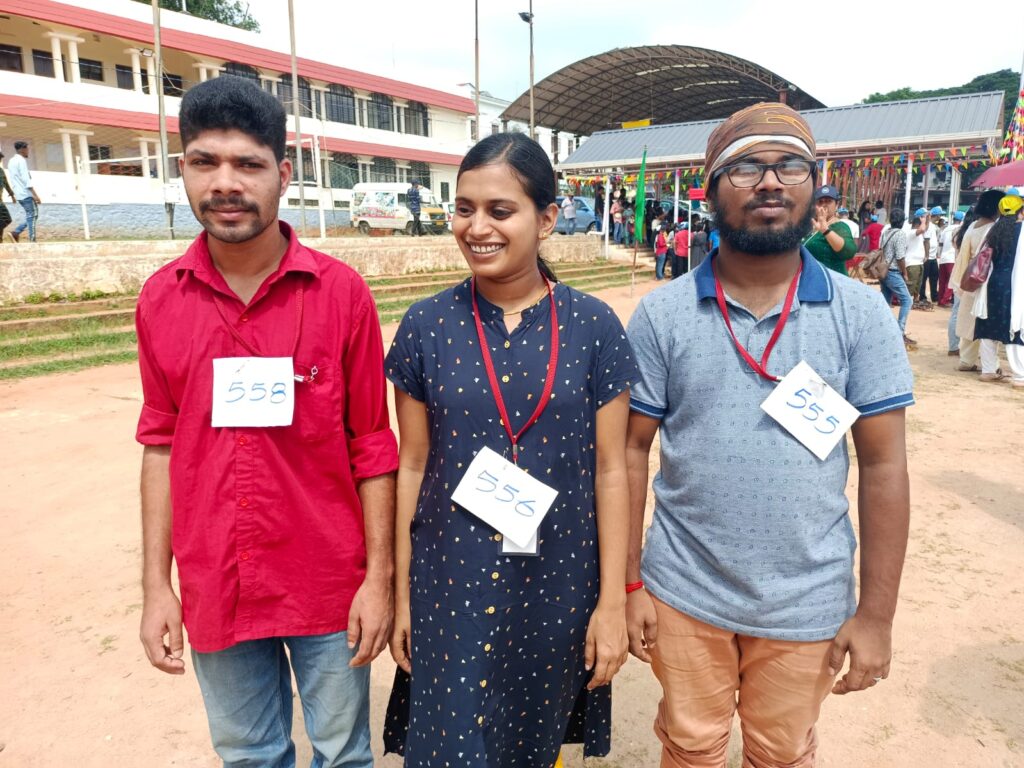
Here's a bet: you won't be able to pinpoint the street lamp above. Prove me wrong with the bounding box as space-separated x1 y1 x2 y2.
518 3 534 140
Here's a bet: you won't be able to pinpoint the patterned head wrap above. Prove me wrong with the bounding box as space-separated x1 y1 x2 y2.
705 102 816 175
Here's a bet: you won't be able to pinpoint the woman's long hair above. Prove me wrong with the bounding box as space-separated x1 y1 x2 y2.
987 212 1019 257
458 133 558 282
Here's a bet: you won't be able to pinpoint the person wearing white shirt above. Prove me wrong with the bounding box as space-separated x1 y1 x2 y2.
8 141 40 243
560 193 577 235
903 208 934 308
837 206 859 240
937 211 963 307
919 206 946 303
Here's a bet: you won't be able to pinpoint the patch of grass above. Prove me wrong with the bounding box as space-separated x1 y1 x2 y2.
0 349 138 380
0 330 136 362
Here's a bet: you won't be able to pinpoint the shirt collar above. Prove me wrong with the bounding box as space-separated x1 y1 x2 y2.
694 246 834 303
176 221 320 285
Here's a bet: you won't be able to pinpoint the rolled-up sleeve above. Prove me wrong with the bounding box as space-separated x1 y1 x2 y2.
135 300 178 445
343 284 399 480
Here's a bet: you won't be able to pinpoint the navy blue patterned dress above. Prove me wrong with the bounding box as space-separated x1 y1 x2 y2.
382 278 637 767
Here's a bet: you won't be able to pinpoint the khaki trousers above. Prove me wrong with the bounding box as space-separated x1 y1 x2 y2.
649 595 836 768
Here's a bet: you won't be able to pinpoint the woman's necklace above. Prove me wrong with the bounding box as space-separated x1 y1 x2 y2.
502 281 551 316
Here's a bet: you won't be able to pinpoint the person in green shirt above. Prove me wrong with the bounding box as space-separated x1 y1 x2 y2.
803 184 856 275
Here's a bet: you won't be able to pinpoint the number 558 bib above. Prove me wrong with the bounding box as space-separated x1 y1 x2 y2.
211 356 295 427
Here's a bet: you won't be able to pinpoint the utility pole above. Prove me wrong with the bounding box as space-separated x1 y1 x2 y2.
152 0 174 238
288 0 307 234
518 2 534 139
474 0 480 141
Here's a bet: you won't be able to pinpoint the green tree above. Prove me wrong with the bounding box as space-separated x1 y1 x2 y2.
132 0 260 32
863 69 1020 132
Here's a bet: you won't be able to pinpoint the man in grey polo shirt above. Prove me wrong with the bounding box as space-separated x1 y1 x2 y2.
624 103 913 768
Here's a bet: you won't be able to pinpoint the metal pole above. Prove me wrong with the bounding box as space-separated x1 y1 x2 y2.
528 0 534 139
288 0 307 234
152 0 173 239
474 0 480 142
602 175 610 258
904 153 913 220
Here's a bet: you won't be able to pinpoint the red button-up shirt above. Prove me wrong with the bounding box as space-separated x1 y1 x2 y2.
135 222 398 653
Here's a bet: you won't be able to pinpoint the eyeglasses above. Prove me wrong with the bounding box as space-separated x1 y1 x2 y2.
712 158 816 188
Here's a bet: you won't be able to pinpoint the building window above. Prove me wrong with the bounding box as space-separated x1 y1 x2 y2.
408 161 431 190
162 73 184 97
88 145 113 161
79 57 104 82
285 146 316 183
278 75 313 117
328 152 359 189
0 44 24 73
324 84 356 125
223 62 259 82
32 49 55 78
440 181 450 202
367 93 393 131
491 123 499 136
115 64 135 90
368 156 397 183
405 101 429 137
469 118 477 141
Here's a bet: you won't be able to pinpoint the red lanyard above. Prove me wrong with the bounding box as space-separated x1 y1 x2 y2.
471 277 559 464
212 286 305 363
713 260 801 383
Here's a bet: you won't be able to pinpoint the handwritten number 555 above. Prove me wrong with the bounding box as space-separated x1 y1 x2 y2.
785 387 840 435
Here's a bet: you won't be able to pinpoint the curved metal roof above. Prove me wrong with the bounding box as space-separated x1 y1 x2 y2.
500 45 825 136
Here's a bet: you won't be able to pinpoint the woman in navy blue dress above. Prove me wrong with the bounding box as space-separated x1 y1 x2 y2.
382 133 637 766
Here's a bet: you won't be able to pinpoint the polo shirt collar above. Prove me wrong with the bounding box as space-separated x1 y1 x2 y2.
694 246 834 303
176 220 320 285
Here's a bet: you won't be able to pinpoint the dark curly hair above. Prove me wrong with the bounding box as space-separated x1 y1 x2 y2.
178 75 287 161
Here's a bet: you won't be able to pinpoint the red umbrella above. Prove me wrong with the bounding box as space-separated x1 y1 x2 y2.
971 159 1024 188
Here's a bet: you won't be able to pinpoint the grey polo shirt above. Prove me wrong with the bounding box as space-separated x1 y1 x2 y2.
627 248 914 641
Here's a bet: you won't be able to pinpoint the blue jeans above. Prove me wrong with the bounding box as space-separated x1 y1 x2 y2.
13 197 37 241
655 253 667 280
192 631 371 768
949 293 961 352
880 269 912 333
565 217 576 235
613 221 622 243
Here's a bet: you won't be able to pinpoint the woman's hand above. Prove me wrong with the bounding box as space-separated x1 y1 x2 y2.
584 598 629 690
389 595 412 673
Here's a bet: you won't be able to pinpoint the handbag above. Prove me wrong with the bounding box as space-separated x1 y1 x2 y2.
863 231 898 281
960 235 993 292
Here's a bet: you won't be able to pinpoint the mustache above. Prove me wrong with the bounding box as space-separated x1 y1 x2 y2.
199 195 259 214
744 194 794 211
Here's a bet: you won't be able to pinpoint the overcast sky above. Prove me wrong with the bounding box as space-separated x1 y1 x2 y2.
244 0 1022 110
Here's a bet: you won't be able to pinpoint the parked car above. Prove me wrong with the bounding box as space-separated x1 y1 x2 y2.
554 196 597 234
350 182 447 235
442 201 456 232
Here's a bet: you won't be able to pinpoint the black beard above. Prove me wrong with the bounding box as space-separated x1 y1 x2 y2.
713 198 814 256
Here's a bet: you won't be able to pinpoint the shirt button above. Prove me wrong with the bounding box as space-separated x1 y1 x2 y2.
491 572 499 580
238 436 247 446
239 551 250 561
503 340 511 349
494 534 503 542
239 497 249 507
484 643 492 652
239 315 249 323
501 375 510 383
485 606 495 615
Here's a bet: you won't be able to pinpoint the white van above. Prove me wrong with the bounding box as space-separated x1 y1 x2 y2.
350 182 447 235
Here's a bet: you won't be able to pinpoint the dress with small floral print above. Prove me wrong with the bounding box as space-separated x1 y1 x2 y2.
382 277 637 767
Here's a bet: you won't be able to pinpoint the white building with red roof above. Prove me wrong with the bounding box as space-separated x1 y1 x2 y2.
0 0 473 238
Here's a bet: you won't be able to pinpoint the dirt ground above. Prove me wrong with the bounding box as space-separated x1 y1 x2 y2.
1 278 1022 768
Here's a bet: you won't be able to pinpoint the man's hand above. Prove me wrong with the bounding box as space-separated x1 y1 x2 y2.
389 596 412 674
347 575 393 667
140 584 185 675
828 612 893 694
626 589 658 662
584 599 629 690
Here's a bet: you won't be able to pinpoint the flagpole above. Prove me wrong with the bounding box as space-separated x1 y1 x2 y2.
631 146 647 297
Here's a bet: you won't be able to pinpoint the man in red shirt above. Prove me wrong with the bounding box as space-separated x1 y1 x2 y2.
136 76 397 766
863 213 884 251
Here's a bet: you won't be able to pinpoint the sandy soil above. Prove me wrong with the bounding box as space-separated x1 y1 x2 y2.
1 278 1022 768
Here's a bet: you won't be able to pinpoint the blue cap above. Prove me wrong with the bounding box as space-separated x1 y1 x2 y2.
914 207 928 217
837 206 849 214
870 214 878 221
953 211 965 221
1006 187 1021 196
930 206 945 216
815 185 840 201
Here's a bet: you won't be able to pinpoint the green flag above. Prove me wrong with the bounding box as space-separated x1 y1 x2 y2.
635 147 647 243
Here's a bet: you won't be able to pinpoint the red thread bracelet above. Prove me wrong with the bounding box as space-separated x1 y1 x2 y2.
625 581 645 594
